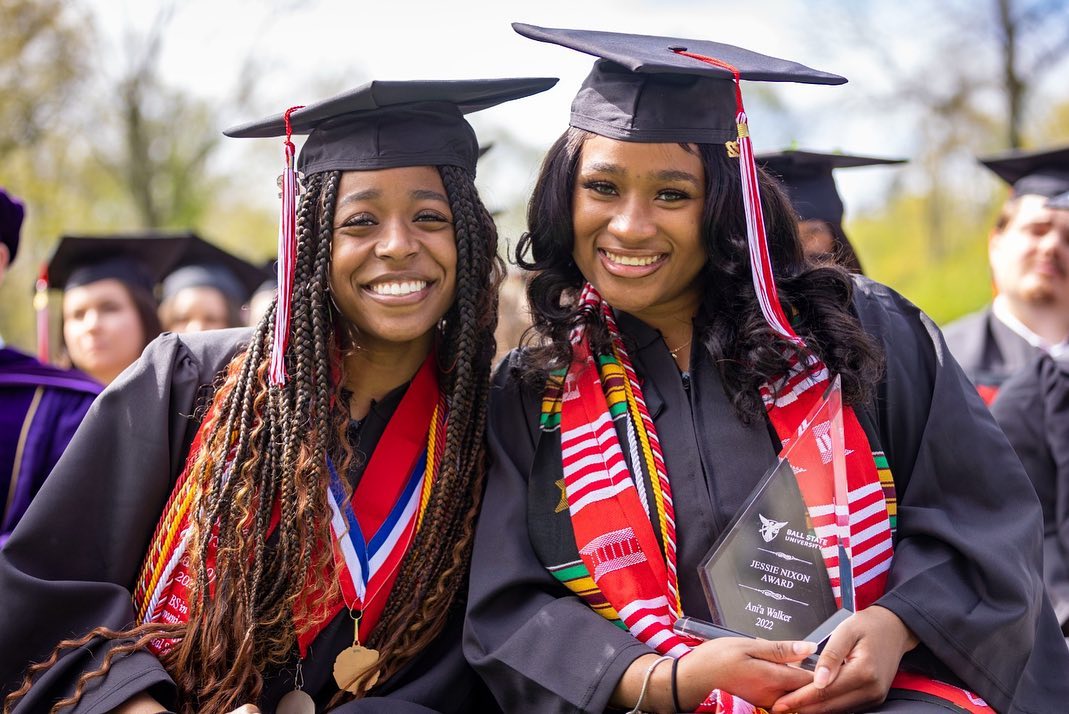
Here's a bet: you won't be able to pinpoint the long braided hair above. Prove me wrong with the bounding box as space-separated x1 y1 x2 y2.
4 165 502 714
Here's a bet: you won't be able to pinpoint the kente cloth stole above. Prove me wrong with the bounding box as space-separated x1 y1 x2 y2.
133 353 446 658
545 283 991 714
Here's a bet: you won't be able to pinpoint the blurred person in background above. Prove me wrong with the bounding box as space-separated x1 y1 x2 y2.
45 235 182 385
0 189 100 546
492 266 531 364
989 190 1069 647
944 145 1069 403
757 150 905 274
158 234 266 334
245 260 277 328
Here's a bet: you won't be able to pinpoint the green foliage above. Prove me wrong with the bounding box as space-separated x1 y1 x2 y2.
0 0 277 354
850 191 1000 326
0 0 90 155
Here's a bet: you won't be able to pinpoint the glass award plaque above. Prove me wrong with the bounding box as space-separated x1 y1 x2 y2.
691 376 855 647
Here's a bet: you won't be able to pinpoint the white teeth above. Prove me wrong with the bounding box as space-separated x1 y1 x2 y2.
369 280 428 296
603 250 663 267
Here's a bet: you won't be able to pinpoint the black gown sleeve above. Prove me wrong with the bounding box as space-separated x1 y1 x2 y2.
850 279 1069 714
992 355 1069 632
464 356 654 714
0 330 248 713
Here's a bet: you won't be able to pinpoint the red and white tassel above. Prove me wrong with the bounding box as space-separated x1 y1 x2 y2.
673 50 803 345
34 262 49 363
269 105 304 386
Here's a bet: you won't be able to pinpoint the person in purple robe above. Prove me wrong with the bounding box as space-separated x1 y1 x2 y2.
0 188 100 546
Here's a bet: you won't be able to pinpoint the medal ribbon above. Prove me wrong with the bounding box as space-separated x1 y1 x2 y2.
136 352 444 661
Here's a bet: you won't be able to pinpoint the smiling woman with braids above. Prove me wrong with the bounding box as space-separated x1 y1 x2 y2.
464 25 1069 714
0 78 554 714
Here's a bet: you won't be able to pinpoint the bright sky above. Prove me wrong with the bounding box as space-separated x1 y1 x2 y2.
83 0 1063 223
98 0 844 147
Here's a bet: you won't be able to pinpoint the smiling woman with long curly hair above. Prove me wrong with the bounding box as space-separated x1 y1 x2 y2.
464 24 1069 714
0 77 554 714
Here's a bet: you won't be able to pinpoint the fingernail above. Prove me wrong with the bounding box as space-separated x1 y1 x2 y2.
792 641 816 655
771 705 788 713
814 665 831 688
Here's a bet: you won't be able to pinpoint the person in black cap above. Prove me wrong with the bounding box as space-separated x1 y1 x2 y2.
158 235 267 334
0 189 100 547
1050 189 1069 211
465 23 1068 714
757 150 905 273
0 76 554 714
46 234 177 385
943 145 1069 403
989 193 1069 648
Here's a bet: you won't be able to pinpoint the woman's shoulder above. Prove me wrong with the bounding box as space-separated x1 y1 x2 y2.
97 328 254 415
489 348 548 440
848 276 939 351
492 347 542 391
140 327 254 384
849 276 922 324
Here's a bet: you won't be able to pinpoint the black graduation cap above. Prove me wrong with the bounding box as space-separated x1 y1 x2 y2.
979 145 1069 198
756 150 906 227
224 78 557 176
162 235 271 304
1050 191 1069 210
0 188 25 261
46 234 191 294
512 23 845 144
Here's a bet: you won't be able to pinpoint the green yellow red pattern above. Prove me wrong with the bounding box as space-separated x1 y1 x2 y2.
874 451 897 534
548 559 625 628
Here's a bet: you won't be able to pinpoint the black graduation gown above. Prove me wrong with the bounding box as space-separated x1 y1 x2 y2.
465 278 1069 714
0 328 493 714
943 306 1041 393
991 355 1069 636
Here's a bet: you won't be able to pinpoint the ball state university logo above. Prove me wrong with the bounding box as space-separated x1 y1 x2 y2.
758 514 788 543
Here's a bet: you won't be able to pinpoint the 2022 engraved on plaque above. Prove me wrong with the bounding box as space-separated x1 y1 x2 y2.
697 377 853 643
699 458 838 640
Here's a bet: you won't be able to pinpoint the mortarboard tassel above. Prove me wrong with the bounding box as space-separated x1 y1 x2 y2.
34 262 50 363
674 50 803 346
269 105 305 386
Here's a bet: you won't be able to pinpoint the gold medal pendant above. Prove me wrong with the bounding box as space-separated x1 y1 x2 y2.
333 644 381 693
276 688 316 714
333 609 380 694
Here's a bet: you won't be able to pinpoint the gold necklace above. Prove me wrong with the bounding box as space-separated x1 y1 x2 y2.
668 338 692 360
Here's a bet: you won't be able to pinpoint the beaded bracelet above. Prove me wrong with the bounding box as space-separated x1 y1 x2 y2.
627 654 673 714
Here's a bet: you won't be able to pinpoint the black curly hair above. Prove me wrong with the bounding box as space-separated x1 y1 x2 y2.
516 128 884 422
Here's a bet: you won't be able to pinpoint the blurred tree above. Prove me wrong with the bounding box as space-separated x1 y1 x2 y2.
0 1 279 353
93 6 230 230
808 0 1069 323
0 0 90 156
994 0 1069 149
0 0 95 352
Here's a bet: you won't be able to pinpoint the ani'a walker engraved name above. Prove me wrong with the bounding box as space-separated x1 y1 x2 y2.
745 601 794 623
757 547 810 565
739 584 808 606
